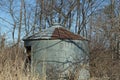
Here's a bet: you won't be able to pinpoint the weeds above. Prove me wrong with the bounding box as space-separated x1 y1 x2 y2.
0 47 40 80
0 45 120 80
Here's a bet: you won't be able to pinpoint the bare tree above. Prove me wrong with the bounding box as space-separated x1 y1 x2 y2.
0 34 5 49
0 0 37 45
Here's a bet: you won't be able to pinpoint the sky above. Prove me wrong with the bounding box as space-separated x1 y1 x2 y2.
0 12 12 41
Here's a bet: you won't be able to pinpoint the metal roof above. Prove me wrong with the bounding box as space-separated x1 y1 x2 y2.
23 25 86 41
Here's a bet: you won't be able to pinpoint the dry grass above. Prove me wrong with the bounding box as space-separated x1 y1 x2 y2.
90 43 120 80
0 47 41 80
0 45 120 80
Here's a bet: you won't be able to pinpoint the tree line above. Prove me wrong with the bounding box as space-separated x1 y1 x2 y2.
0 0 120 57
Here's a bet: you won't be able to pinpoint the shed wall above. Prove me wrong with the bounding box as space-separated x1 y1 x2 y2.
24 40 89 79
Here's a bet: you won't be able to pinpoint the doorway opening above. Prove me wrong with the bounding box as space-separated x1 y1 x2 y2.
25 46 31 71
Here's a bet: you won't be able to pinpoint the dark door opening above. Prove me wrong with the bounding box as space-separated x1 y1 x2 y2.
25 46 31 71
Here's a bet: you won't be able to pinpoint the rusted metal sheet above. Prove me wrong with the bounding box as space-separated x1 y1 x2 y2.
51 27 85 40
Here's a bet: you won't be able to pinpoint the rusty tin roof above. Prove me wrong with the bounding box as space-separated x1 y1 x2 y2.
23 25 86 41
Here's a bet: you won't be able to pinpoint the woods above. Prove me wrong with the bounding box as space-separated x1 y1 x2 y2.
0 0 120 58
